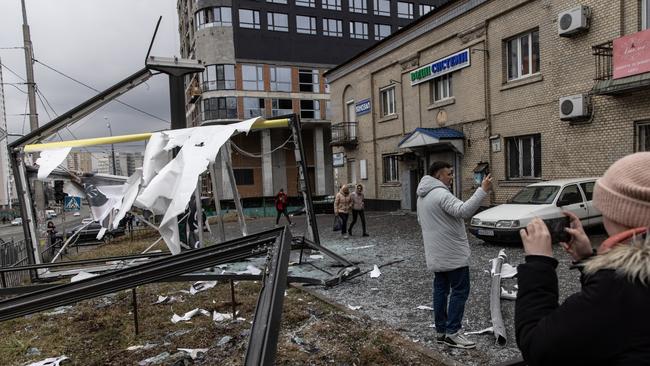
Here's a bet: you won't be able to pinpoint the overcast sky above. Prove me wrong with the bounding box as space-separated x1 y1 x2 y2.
0 0 179 154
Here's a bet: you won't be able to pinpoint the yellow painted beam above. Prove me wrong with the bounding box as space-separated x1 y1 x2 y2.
23 118 291 152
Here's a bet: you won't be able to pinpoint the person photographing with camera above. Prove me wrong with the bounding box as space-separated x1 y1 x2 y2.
515 152 650 366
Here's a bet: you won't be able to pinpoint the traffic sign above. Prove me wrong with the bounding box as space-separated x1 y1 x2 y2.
64 196 81 211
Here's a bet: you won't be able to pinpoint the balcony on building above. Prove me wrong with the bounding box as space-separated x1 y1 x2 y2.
592 28 650 95
330 122 358 147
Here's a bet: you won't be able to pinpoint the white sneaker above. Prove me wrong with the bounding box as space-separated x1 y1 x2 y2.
443 331 475 349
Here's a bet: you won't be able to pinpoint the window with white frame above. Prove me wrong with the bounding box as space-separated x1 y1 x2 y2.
267 12 289 32
201 64 235 91
195 7 232 29
419 4 434 15
242 64 264 91
296 0 315 7
296 15 317 35
349 0 367 13
203 97 237 120
267 0 287 3
506 134 542 179
272 99 293 117
506 29 540 81
243 97 265 118
270 66 292 92
322 0 341 10
300 100 320 119
299 69 319 92
397 2 414 19
374 24 391 40
374 0 391 16
431 73 452 102
636 121 650 151
323 18 343 37
350 21 368 39
380 86 396 116
383 155 399 182
239 9 260 29
643 0 650 30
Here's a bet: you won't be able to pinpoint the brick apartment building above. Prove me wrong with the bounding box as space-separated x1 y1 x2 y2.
176 0 448 200
326 0 650 210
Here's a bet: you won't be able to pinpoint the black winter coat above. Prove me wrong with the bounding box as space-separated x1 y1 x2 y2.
516 254 650 366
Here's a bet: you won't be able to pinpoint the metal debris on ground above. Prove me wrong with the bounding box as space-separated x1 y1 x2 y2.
152 295 181 305
171 308 210 323
177 348 208 359
25 356 69 366
416 305 434 311
138 352 170 366
189 280 217 295
345 245 375 250
217 336 232 347
42 306 73 316
369 265 381 278
70 271 97 282
347 305 362 310
213 311 234 322
465 326 495 336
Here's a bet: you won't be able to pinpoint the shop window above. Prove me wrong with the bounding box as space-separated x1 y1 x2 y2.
636 121 650 151
419 4 434 16
300 100 320 119
430 73 452 102
349 0 367 13
383 155 399 182
242 64 264 91
233 169 254 185
243 97 265 118
299 69 319 92
506 134 541 179
239 9 260 29
195 7 232 29
323 18 343 37
270 66 292 92
268 12 289 32
380 86 396 116
506 29 540 81
202 97 237 120
272 98 293 117
373 0 390 16
200 64 235 91
323 0 341 10
296 15 317 35
350 21 369 39
374 24 391 40
397 2 414 19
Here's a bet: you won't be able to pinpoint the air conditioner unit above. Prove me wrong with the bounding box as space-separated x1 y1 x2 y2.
559 94 591 120
558 5 590 37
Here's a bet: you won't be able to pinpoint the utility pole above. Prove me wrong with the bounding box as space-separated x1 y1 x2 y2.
105 116 117 175
21 0 45 212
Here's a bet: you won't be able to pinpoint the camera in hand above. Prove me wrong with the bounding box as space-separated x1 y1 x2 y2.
544 216 571 244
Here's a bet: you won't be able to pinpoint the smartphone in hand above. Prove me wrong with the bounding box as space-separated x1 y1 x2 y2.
544 216 572 244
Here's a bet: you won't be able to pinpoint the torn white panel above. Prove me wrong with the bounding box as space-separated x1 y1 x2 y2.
501 287 517 300
347 305 362 310
464 326 494 336
96 227 107 240
345 245 375 250
213 311 234 322
500 263 517 279
369 265 381 278
26 356 69 366
236 265 262 275
416 305 434 311
111 169 143 229
171 308 211 323
189 281 217 295
177 348 209 360
71 271 97 282
309 255 324 260
152 296 180 305
127 345 145 351
135 118 259 254
36 147 71 180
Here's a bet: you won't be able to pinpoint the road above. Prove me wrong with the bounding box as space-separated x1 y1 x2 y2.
0 206 92 242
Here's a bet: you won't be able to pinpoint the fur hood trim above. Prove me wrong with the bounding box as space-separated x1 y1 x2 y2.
584 234 650 285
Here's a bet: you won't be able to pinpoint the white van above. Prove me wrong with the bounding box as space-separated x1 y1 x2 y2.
45 209 57 219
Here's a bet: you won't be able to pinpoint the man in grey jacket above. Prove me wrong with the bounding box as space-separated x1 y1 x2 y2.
417 161 492 349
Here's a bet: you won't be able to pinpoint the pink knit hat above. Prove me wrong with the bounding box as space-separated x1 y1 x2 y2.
593 152 650 228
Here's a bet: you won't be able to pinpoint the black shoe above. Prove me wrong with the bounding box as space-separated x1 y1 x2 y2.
362 233 369 237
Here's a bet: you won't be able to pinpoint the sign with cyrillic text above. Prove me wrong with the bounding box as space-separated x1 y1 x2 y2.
410 49 470 86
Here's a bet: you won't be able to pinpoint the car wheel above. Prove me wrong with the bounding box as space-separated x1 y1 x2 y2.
102 234 114 244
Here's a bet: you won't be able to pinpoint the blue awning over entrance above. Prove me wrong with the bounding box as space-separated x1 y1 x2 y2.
398 127 464 153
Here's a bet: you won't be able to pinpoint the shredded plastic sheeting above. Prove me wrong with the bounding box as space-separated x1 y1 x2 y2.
171 309 211 323
36 147 71 180
26 356 69 366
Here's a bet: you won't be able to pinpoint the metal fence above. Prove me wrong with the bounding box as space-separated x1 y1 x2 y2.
0 239 30 288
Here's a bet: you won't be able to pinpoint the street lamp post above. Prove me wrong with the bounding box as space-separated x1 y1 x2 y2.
104 117 117 175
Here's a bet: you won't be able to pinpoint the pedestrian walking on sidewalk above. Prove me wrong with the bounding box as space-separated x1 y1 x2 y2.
348 184 369 236
416 161 492 349
334 184 353 238
274 188 293 227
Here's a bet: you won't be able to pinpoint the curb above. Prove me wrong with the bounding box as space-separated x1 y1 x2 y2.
289 282 465 366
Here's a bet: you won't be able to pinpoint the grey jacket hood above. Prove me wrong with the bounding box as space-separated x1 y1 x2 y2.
416 175 448 198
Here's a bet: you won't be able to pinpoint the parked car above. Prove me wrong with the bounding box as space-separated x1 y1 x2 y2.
81 218 94 225
72 212 81 216
45 209 57 219
68 222 125 244
10 217 22 226
469 178 602 244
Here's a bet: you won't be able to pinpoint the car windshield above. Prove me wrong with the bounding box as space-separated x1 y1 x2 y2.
510 185 560 204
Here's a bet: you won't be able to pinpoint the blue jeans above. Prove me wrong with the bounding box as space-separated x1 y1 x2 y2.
433 266 470 335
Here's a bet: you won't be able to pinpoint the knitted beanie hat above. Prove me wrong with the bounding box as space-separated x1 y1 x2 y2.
593 152 650 228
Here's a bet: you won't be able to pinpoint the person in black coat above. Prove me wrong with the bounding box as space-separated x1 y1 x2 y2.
516 152 650 366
